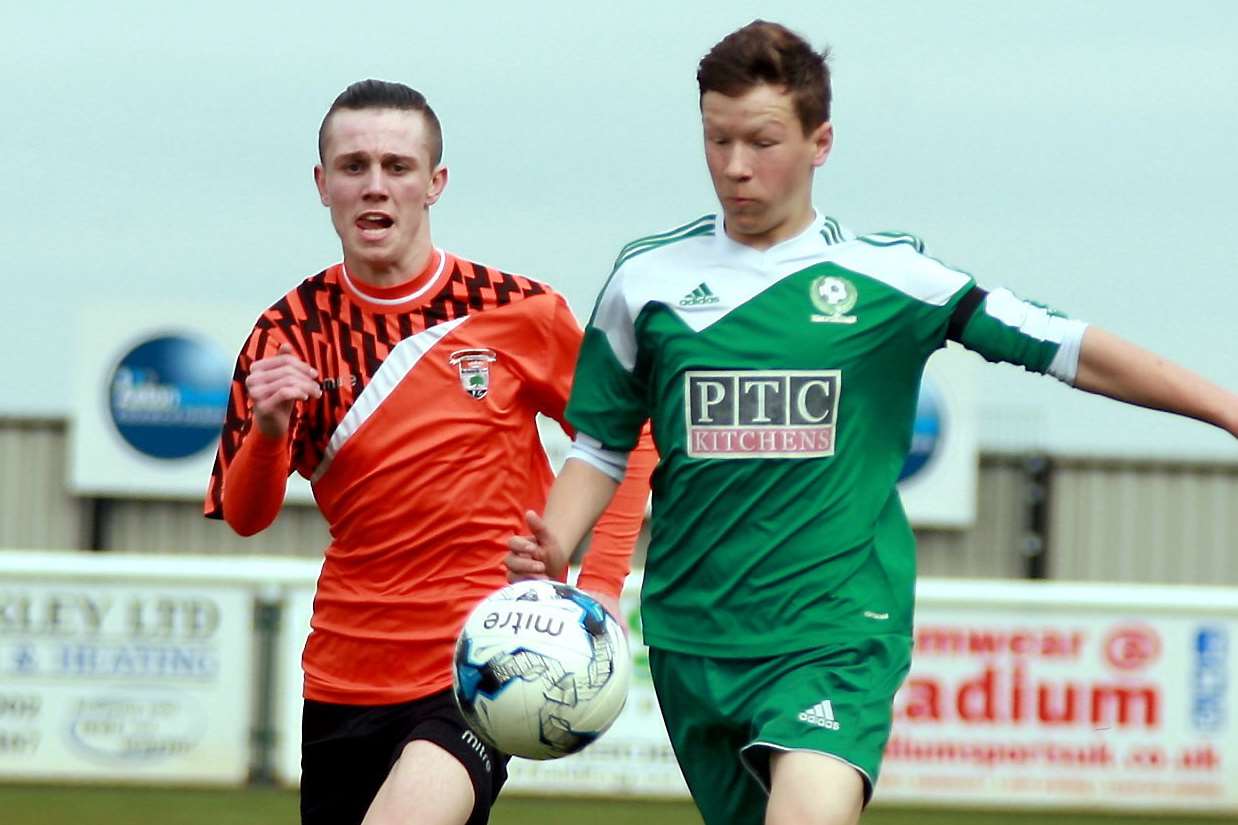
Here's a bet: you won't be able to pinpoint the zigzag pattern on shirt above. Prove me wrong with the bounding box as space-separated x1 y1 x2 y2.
207 257 546 515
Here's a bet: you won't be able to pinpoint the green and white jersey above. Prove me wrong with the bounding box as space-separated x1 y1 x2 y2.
569 212 1085 657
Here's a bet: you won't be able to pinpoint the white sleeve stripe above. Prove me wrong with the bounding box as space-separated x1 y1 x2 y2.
566 433 630 482
984 289 1068 343
984 289 1087 385
1048 319 1088 385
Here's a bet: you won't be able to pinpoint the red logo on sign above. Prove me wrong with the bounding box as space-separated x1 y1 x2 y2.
1103 625 1160 671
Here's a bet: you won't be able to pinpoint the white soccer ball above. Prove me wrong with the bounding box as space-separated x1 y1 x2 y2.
818 276 849 305
452 580 631 760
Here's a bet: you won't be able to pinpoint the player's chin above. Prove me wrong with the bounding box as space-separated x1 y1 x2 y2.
345 240 400 269
723 206 766 230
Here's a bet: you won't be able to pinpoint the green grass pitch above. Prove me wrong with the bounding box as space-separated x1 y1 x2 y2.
0 784 1232 825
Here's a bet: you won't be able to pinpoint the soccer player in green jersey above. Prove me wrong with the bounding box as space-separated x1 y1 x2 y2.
507 20 1238 825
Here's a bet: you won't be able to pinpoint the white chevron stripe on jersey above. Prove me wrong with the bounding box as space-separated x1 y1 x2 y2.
594 213 855 366
825 241 970 307
311 315 470 482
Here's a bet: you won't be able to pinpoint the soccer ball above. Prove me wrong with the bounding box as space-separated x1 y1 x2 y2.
452 580 631 760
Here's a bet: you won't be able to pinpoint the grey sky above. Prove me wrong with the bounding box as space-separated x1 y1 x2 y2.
4 1 1235 457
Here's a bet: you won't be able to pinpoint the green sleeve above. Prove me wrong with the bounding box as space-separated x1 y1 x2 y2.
565 326 647 451
958 287 1087 380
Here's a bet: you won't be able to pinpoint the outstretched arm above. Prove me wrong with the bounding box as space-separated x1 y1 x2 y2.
1074 326 1238 437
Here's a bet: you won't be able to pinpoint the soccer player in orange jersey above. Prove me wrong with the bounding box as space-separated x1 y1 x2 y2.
204 80 655 825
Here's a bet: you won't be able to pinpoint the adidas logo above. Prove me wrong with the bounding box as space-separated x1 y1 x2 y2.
798 700 841 731
678 283 720 306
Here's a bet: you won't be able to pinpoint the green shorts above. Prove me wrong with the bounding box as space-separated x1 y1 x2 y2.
648 634 911 825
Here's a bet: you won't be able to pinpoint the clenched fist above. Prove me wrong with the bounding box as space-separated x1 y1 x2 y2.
245 343 322 437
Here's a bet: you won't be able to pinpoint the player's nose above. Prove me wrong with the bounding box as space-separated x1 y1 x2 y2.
724 145 752 180
361 168 389 199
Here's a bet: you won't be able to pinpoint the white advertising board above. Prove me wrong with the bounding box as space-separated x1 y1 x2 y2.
878 582 1237 812
274 583 315 786
0 567 255 784
70 303 314 503
512 578 1237 814
261 565 1238 815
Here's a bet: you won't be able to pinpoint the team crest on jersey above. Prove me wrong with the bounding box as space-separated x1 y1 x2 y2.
810 276 858 324
449 349 497 399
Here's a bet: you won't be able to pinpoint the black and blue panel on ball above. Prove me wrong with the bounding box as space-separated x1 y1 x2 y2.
454 638 511 710
552 584 608 637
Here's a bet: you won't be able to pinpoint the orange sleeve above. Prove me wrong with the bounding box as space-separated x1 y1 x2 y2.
205 319 301 519
221 428 291 536
525 291 583 436
575 423 657 599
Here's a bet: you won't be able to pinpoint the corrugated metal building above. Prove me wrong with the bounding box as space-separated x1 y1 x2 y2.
1 418 1235 586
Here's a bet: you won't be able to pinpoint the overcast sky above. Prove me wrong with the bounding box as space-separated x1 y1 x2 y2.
4 1 1236 458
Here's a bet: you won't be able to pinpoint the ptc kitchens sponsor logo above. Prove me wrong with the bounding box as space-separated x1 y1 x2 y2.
449 348 497 399
685 370 840 458
810 275 858 324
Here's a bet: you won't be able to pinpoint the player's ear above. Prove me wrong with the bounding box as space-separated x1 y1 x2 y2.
314 164 330 206
425 165 448 207
811 122 833 168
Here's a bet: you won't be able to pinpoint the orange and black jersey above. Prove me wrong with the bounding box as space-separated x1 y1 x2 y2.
204 251 652 705
204 250 554 493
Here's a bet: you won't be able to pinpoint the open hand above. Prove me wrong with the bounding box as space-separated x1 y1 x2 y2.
506 510 564 581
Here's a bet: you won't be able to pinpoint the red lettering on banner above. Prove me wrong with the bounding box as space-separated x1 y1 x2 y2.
957 668 997 722
885 736 1116 768
1103 625 1161 672
916 627 1085 659
902 680 941 721
1038 682 1079 725
1178 744 1220 770
897 666 1160 729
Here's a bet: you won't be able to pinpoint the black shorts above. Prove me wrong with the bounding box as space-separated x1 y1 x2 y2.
300 689 509 825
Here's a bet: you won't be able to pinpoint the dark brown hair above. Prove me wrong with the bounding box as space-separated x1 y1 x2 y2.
697 21 832 134
318 79 443 167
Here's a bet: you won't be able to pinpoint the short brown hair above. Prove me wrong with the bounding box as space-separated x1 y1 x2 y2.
318 79 443 167
697 21 832 134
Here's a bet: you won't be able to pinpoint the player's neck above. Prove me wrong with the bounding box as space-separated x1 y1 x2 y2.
344 240 436 290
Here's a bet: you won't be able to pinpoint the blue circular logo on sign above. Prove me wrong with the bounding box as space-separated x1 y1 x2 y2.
108 335 231 460
899 377 945 482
